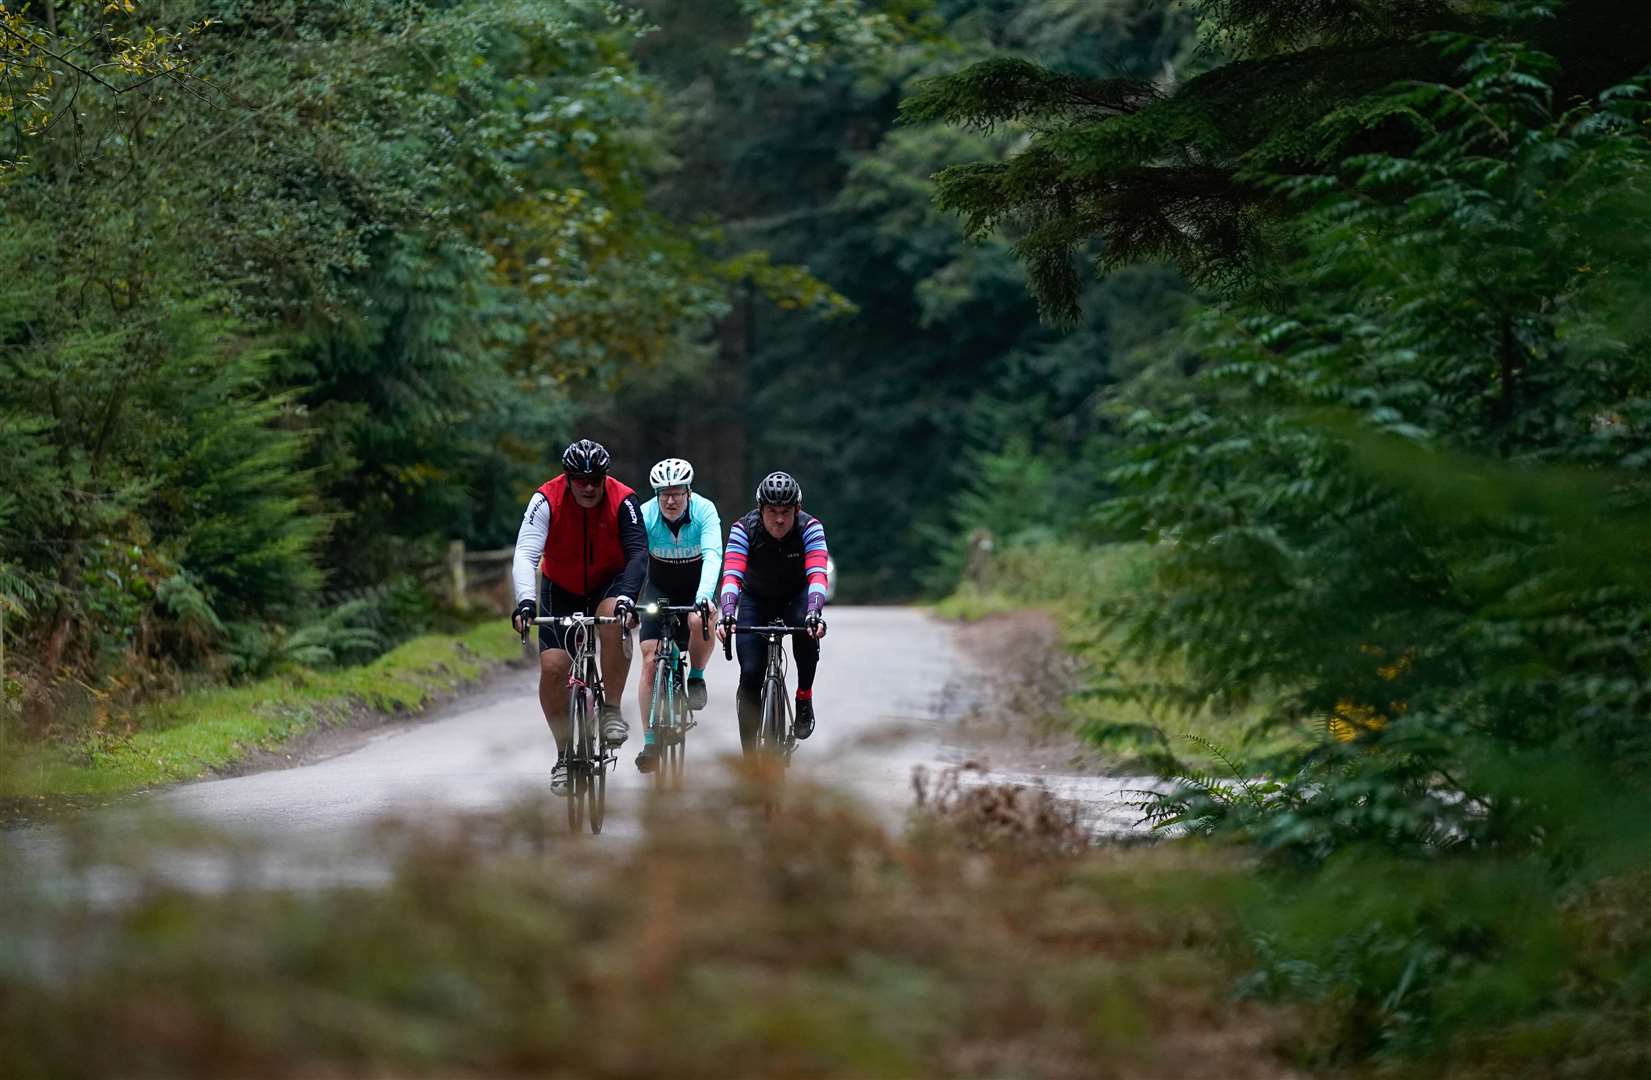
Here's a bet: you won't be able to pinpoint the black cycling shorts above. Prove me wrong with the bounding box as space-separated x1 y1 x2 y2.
536 574 626 654
638 580 700 649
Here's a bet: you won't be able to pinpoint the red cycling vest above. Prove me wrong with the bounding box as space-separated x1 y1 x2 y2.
537 474 637 596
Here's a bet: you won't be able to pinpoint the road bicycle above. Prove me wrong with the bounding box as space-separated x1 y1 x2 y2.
521 613 631 834
641 602 709 789
723 618 825 771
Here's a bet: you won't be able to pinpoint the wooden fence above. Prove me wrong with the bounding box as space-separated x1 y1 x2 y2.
442 541 515 610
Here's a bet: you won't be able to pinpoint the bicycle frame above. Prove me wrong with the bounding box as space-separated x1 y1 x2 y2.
642 603 707 786
522 612 629 832
725 620 820 765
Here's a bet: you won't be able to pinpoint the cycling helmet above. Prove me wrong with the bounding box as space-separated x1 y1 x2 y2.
561 438 610 477
649 457 695 491
756 471 802 507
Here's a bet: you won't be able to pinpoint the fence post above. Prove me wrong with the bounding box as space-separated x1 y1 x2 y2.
447 540 468 611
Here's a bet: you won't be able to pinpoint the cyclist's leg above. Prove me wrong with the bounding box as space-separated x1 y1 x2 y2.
539 647 573 748
594 577 633 744
686 605 715 672
636 581 666 730
785 590 820 692
594 578 633 708
786 590 820 738
537 578 579 749
734 591 771 752
684 603 711 709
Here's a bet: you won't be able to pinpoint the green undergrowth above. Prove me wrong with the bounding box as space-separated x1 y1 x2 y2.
0 621 521 802
936 542 1295 771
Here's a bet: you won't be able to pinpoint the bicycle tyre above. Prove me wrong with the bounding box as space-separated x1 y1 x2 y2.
567 686 590 831
669 669 688 786
759 673 788 763
588 764 606 833
649 652 671 791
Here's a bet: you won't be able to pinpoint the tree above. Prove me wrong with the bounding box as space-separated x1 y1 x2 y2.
903 0 1651 319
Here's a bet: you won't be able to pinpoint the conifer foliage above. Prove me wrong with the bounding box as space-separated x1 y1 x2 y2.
0 0 738 721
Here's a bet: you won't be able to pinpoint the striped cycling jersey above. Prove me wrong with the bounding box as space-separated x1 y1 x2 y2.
640 492 722 604
719 509 829 613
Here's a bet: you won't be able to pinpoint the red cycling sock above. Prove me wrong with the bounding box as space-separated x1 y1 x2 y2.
795 688 813 701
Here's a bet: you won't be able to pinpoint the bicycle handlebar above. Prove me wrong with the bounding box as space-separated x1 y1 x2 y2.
518 614 634 661
528 615 627 627
721 620 827 660
644 602 713 642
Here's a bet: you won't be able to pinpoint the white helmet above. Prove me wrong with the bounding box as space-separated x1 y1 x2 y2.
649 457 694 491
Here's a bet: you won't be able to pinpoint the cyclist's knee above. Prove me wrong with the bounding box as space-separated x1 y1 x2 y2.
540 649 571 678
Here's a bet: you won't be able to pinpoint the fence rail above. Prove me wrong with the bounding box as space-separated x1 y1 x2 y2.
443 540 515 610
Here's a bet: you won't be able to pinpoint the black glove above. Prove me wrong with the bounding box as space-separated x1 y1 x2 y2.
804 610 827 639
513 598 537 632
613 595 637 625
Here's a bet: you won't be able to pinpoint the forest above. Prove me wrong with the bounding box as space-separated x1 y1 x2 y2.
6 0 1651 1075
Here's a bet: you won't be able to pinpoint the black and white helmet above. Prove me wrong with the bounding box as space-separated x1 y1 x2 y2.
756 471 802 507
561 438 611 477
649 457 694 491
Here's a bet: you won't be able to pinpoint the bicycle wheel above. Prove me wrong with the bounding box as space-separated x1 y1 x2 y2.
758 673 789 762
567 687 590 831
648 653 671 791
588 764 606 833
668 670 688 786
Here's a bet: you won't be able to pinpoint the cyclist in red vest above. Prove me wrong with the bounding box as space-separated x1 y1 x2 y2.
510 438 647 795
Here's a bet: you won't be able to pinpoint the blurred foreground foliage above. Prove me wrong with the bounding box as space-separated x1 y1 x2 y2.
0 781 1298 1079
923 0 1651 1071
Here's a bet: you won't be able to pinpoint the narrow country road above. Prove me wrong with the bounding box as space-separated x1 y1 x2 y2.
154 605 961 840
5 608 978 893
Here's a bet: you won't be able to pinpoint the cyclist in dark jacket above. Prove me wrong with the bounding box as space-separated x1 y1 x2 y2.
716 471 829 750
511 438 646 794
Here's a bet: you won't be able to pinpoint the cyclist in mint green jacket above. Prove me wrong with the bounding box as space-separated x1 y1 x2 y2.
635 457 722 773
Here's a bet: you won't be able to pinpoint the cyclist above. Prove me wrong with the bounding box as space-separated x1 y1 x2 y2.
510 438 647 795
635 457 722 774
716 471 830 752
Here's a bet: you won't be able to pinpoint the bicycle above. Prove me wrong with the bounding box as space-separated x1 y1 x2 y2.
521 613 631 834
723 618 825 771
641 602 709 789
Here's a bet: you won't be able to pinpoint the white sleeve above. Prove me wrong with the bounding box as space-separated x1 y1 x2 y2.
512 493 549 604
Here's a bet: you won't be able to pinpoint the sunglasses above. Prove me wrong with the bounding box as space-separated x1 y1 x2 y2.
567 473 604 487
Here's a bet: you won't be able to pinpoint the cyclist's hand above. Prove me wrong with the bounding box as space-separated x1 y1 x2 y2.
696 599 714 639
613 595 639 629
512 599 537 634
717 605 737 646
804 611 827 640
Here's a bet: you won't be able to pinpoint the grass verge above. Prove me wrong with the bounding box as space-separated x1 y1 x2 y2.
935 542 1304 771
0 621 522 804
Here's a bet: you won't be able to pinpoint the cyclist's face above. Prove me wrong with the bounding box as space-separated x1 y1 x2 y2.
567 473 604 508
657 485 689 520
760 503 796 539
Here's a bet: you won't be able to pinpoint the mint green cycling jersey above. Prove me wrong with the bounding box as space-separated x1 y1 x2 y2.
640 492 722 604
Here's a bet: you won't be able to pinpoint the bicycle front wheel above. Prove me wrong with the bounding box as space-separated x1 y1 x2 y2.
758 674 789 762
648 654 672 792
588 766 606 834
567 687 592 831
668 672 689 787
